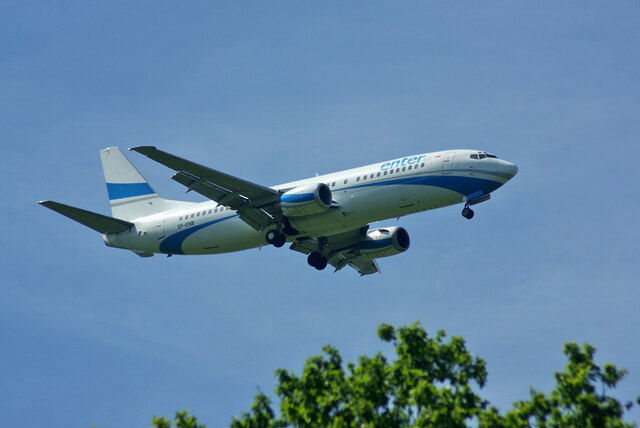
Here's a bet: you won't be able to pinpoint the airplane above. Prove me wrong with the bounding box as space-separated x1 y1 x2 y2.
39 147 517 275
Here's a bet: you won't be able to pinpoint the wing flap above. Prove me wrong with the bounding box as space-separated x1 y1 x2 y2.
238 208 275 230
130 146 281 230
346 258 380 276
131 146 279 203
39 201 134 234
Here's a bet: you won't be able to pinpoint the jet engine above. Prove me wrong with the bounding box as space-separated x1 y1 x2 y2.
358 226 410 258
281 183 332 217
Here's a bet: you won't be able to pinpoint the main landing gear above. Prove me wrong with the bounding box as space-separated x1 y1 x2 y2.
265 229 286 248
462 205 475 220
307 252 328 270
267 228 328 270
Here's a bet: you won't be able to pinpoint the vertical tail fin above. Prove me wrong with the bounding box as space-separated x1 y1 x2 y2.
100 147 166 220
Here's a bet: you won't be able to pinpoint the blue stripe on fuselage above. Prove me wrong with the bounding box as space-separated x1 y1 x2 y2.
159 214 238 255
345 175 503 196
106 183 155 200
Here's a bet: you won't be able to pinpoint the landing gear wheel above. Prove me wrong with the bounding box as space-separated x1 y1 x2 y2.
273 233 286 248
266 230 286 248
315 256 328 271
307 252 322 267
462 207 475 219
265 229 278 244
307 252 328 270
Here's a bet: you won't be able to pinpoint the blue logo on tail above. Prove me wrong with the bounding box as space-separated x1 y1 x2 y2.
106 183 155 200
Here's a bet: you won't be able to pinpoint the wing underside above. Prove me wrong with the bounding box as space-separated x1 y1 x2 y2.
289 228 381 276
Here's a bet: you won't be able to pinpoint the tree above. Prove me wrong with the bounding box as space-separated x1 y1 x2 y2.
155 322 639 427
151 410 205 428
233 323 488 428
481 342 639 427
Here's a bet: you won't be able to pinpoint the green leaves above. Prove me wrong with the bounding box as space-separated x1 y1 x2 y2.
230 393 282 428
154 323 639 427
492 342 637 428
231 322 490 427
151 410 204 428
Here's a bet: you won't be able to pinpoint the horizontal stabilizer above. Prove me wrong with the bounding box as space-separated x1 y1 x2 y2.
39 201 134 234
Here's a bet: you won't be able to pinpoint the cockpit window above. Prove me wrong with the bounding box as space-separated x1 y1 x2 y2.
471 152 498 159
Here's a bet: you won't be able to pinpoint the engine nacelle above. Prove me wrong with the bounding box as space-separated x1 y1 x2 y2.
281 183 332 217
358 226 410 258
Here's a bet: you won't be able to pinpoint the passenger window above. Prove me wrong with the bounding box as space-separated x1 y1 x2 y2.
377 172 381 177
357 176 360 181
396 168 400 173
179 216 183 221
370 174 374 179
197 212 200 217
331 182 336 187
344 179 348 184
191 214 195 219
408 165 412 170
421 163 425 167
384 171 388 175
389 169 394 174
402 167 406 171
363 175 366 180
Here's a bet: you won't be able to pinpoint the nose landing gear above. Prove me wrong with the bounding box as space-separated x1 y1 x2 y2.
461 193 489 220
462 205 475 219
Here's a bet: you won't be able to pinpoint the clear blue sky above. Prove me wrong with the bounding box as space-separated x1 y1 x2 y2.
2 2 639 426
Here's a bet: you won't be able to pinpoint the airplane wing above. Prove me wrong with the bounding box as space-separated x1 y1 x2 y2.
130 146 281 231
39 200 134 234
289 227 381 276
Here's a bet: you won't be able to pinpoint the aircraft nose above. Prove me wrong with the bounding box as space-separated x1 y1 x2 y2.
505 162 518 178
497 161 518 180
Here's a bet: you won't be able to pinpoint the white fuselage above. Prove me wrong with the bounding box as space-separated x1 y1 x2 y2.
104 149 517 256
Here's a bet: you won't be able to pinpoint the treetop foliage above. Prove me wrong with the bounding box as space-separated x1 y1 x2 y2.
153 322 639 428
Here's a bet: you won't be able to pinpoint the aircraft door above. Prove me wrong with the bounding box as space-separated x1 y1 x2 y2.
155 219 165 239
442 152 455 174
